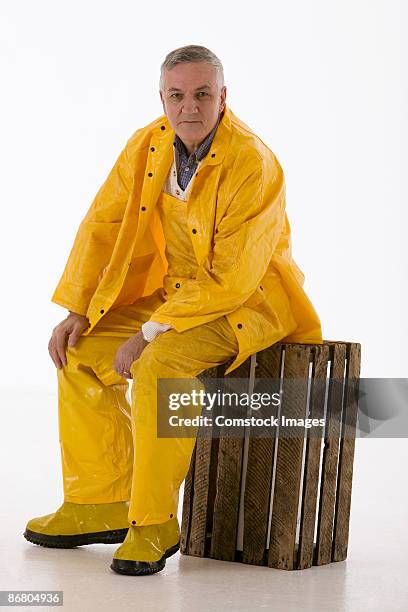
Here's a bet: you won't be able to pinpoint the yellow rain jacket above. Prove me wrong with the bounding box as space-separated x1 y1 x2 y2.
51 104 323 374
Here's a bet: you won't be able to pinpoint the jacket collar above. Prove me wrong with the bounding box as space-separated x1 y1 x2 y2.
133 105 233 247
173 110 224 163
151 103 233 169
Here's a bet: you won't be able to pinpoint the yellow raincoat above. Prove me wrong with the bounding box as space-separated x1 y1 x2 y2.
51 104 323 374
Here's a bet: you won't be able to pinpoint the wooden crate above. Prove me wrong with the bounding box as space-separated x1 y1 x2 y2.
180 340 361 570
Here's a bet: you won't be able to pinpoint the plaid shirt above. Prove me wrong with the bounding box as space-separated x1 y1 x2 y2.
173 111 223 191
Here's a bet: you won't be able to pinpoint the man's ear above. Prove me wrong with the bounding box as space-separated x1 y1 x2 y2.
220 86 227 112
159 89 166 114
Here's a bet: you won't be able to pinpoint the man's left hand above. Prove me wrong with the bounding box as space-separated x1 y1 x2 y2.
113 331 149 379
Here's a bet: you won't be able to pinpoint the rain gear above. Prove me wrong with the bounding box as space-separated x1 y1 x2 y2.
43 104 324 533
55 276 239 525
51 104 323 375
111 516 180 575
23 501 130 547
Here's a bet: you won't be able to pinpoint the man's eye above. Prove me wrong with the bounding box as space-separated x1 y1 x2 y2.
169 92 208 98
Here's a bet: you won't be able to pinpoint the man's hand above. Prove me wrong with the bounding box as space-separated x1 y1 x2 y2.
48 312 90 369
114 331 149 379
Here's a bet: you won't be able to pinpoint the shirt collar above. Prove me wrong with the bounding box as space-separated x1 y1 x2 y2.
173 110 224 162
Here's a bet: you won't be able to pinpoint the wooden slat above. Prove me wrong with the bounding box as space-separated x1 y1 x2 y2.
187 437 213 556
210 359 250 562
204 436 220 556
268 345 311 569
332 342 361 561
297 343 329 569
181 365 222 555
187 364 224 556
180 443 196 554
315 342 346 565
242 344 283 565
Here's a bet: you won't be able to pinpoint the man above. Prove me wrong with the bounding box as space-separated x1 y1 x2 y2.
23 45 323 576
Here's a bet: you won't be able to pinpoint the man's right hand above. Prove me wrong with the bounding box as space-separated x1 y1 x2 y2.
48 312 90 370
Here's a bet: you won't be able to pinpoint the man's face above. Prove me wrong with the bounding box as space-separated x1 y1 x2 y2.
160 62 226 153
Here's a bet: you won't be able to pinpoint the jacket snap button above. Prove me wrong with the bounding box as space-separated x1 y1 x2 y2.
148 172 153 177
211 153 216 157
161 125 166 130
175 282 180 288
131 520 136 525
100 309 105 314
150 146 155 152
237 323 243 329
141 206 146 211
192 228 197 234
260 285 263 290
170 514 173 518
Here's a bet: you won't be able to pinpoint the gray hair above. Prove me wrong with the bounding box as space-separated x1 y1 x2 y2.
159 45 225 90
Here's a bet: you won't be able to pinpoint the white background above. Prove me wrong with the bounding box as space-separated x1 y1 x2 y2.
0 0 405 388
0 2 406 610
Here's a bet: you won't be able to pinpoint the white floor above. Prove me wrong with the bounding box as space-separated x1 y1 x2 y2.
1 388 407 612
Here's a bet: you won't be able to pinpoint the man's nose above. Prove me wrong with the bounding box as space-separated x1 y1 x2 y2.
181 97 199 115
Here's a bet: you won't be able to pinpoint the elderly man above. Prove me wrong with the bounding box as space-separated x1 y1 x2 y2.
23 45 323 576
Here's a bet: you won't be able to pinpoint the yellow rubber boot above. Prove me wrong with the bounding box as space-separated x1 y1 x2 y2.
23 501 130 548
110 516 180 576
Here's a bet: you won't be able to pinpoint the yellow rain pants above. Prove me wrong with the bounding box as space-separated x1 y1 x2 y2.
57 189 239 526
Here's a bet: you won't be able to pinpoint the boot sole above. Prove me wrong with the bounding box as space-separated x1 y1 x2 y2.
23 527 129 548
110 541 180 576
